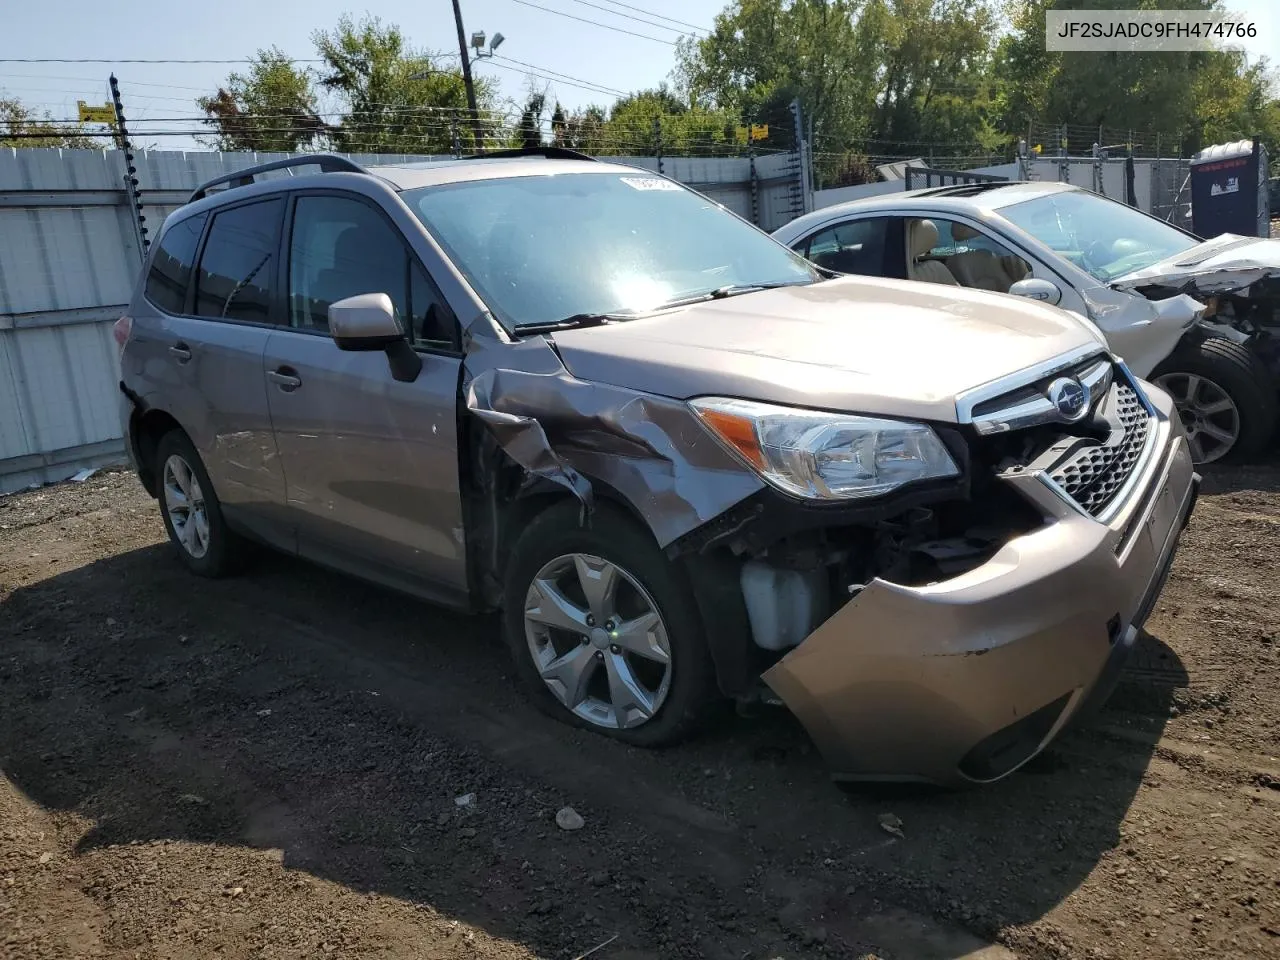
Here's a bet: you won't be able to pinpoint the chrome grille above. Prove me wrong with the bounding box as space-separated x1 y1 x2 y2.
1048 382 1151 516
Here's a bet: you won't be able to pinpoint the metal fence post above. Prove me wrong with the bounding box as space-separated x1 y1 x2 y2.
1058 124 1069 184
652 116 663 175
748 131 759 226
109 74 148 262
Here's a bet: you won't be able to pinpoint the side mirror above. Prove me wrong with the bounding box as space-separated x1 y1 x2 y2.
1008 277 1062 306
328 293 422 383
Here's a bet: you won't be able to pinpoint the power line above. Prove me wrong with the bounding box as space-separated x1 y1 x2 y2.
565 0 700 35
503 0 679 44
592 0 708 33
0 58 326 64
484 58 630 98
490 54 629 96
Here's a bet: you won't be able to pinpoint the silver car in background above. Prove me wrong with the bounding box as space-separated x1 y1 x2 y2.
774 182 1280 464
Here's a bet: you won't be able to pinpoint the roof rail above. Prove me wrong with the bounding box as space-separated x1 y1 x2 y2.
188 153 367 203
465 147 597 162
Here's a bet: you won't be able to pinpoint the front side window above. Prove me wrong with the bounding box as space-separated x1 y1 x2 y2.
193 199 283 322
999 190 1200 282
402 172 817 329
144 212 207 314
286 195 456 347
919 217 1032 294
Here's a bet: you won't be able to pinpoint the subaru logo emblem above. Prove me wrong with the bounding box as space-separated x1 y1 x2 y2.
1047 377 1089 422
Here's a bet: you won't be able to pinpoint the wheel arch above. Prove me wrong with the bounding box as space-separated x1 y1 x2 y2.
129 406 186 498
492 475 757 701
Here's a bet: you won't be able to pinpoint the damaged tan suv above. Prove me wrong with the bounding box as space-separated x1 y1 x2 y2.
116 150 1200 786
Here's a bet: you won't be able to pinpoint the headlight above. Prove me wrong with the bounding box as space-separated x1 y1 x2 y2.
689 397 960 501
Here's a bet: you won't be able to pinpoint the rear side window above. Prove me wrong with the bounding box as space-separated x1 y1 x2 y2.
144 212 207 314
193 198 283 323
801 218 890 275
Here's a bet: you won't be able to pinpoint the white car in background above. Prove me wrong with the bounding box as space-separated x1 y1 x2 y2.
774 181 1280 464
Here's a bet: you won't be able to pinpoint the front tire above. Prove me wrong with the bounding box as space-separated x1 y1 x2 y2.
502 501 718 747
155 429 243 577
1152 337 1278 464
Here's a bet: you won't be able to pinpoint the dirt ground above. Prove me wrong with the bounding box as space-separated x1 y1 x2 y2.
2 463 1278 960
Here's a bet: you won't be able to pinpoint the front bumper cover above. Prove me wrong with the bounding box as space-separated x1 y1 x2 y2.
762 387 1199 786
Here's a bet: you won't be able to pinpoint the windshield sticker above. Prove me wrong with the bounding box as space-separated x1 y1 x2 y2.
620 176 682 191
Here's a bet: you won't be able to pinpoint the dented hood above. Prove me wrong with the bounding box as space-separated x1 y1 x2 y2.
1112 234 1280 293
550 275 1101 424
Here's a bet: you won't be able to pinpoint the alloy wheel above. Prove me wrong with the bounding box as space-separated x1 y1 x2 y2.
1154 372 1241 464
522 553 673 729
162 454 211 559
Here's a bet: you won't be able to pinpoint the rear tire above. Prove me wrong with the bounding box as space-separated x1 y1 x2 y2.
502 500 719 747
1152 337 1278 464
154 430 244 578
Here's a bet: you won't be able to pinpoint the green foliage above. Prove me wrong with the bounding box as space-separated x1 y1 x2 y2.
200 16 493 155
197 48 323 152
192 3 1279 175
1 97 97 149
602 85 738 154
996 0 1278 156
313 15 494 154
676 0 1005 182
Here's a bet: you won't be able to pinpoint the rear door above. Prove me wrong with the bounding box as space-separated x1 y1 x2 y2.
790 217 907 279
129 197 291 548
262 191 467 602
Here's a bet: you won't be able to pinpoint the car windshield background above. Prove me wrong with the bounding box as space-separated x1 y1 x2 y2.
402 172 817 329
999 191 1200 283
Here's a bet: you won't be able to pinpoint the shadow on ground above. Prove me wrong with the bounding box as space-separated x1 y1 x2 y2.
0 541 1180 958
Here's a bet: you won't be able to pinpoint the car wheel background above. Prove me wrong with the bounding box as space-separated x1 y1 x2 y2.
1152 337 1278 464
501 500 719 747
154 429 245 578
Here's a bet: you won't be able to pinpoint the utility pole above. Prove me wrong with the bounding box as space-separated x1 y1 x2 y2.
451 0 485 153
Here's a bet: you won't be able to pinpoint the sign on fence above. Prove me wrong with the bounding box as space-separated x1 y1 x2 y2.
77 101 115 124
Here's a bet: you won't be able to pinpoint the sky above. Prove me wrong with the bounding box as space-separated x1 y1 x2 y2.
3 0 1278 153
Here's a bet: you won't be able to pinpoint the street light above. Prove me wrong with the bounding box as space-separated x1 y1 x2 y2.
471 31 504 59
449 0 503 152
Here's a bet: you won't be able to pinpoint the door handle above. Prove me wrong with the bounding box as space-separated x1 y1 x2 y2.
169 343 192 363
267 368 302 391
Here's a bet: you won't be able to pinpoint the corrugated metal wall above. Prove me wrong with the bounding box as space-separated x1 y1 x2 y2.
0 147 806 494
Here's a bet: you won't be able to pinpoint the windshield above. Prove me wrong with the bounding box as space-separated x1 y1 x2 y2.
999 190 1201 283
402 171 817 329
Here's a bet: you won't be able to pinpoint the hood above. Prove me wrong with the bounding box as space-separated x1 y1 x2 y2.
549 275 1102 424
1112 234 1280 293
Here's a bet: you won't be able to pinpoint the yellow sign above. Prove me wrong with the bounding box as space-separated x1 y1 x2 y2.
77 101 115 124
734 124 771 144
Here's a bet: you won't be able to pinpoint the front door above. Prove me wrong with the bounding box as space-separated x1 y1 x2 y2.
262 192 467 601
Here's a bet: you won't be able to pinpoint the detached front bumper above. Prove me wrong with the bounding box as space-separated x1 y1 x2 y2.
763 386 1199 786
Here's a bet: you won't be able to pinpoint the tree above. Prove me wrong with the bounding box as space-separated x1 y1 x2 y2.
552 103 608 153
198 16 494 156
604 85 738 156
1 97 97 149
517 91 548 149
994 0 1279 155
197 48 325 152
312 14 494 154
675 0 1004 182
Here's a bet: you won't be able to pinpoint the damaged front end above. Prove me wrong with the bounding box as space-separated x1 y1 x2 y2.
463 331 1198 787
1111 236 1280 379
